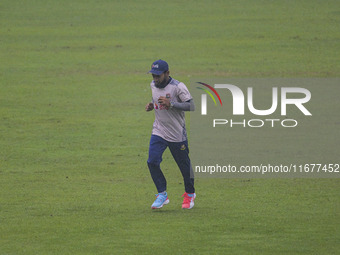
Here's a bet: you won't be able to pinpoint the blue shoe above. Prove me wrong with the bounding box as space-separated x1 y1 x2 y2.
151 192 169 209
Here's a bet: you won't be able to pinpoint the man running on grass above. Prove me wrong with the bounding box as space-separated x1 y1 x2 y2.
145 59 196 209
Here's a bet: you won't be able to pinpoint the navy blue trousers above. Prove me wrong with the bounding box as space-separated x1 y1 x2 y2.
147 135 195 194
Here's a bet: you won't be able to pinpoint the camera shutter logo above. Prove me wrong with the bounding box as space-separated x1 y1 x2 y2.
196 82 223 115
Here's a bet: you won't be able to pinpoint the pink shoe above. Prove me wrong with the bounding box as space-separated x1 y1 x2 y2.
182 192 196 209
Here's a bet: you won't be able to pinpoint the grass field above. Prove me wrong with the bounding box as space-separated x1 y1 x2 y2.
1 0 339 254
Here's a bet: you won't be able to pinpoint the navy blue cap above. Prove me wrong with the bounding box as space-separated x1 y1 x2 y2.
148 59 169 75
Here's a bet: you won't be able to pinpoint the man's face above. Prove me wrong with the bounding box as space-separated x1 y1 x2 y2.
152 71 169 88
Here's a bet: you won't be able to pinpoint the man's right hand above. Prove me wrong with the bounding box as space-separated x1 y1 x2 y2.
145 102 154 112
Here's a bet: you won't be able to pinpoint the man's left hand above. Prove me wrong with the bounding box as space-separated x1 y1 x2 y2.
158 96 170 108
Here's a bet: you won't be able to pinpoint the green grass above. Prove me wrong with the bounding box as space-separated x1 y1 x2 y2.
0 0 339 254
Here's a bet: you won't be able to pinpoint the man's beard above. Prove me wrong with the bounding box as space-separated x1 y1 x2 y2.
155 79 168 88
